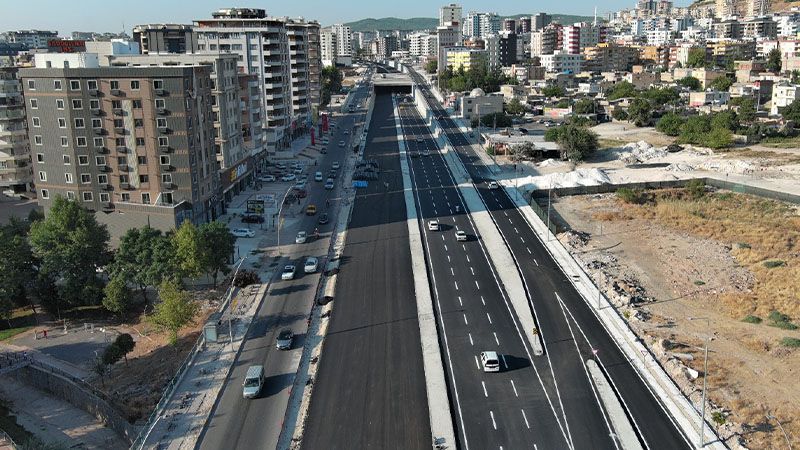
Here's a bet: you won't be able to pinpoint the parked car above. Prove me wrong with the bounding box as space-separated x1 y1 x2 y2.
242 214 264 224
281 265 296 280
294 181 307 191
295 231 307 244
318 213 329 225
306 204 317 215
331 161 340 170
314 171 323 181
275 163 287 170
276 329 294 350
455 230 468 241
231 228 256 238
293 167 303 174
339 140 345 147
281 173 297 182
304 257 319 274
259 174 276 182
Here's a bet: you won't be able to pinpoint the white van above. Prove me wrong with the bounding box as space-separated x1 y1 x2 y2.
242 365 265 398
480 351 501 373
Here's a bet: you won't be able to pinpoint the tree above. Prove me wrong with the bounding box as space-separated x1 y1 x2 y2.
541 85 565 98
505 98 525 115
93 358 109 387
656 112 685 136
731 96 756 124
103 276 133 318
709 76 733 92
109 226 164 304
424 60 438 74
173 221 204 280
606 81 636 100
687 48 707 68
0 224 38 320
114 333 135 365
508 142 537 161
676 76 702 91
611 108 628 121
573 98 596 115
627 98 653 127
149 281 199 346
320 66 343 107
641 87 680 106
28 197 110 316
710 110 738 132
767 48 782 73
550 124 599 162
779 99 800 123
678 115 711 145
198 221 235 288
702 127 733 149
101 342 123 366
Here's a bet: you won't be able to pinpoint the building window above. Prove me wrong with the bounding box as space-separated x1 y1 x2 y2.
38 171 47 181
156 118 167 128
132 99 142 109
87 80 98 90
141 192 151 204
58 118 66 128
82 192 93 202
71 99 83 109
134 119 143 127
137 156 147 165
34 136 43 146
78 155 89 165
29 98 38 109
139 174 149 183
115 137 125 146
153 80 164 90
135 137 145 146
90 99 100 109
99 192 110 202
76 137 87 147
155 98 166 109
117 156 126 165
130 80 140 90
60 137 69 147
36 153 44 162
66 191 75 200
162 192 173 204
98 174 108 184
65 173 73 184
119 174 129 183
69 80 80 90
93 137 104 147
41 189 49 199
53 80 62 90
80 173 91 184
56 99 65 109
63 155 71 165
158 137 169 147
121 193 130 202
32 117 40 128
161 173 172 183
91 118 102 128
112 100 122 109
113 119 124 128
110 80 119 90
27 80 35 90
95 156 106 165
159 155 170 165
74 118 85 128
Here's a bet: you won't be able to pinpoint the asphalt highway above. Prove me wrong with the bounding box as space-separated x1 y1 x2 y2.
409 68 693 450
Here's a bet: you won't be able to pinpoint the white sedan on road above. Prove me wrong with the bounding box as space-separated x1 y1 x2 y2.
281 265 296 281
281 174 297 182
231 228 256 238
304 257 319 274
487 181 499 190
455 230 468 242
295 231 307 244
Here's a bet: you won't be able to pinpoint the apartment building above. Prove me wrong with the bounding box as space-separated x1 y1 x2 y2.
1 30 58 49
437 26 461 73
584 43 640 72
440 3 463 27
321 31 337 67
287 20 321 126
0 66 32 193
747 0 771 18
20 54 221 239
771 82 800 115
540 51 585 73
464 12 501 39
132 24 197 54
519 17 532 34
445 47 488 71
531 24 563 56
715 0 738 18
331 24 353 60
409 32 437 57
533 13 552 31
485 32 517 69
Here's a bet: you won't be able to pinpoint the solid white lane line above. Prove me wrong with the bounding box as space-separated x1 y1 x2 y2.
510 379 518 397
468 333 473 345
454 281 459 290
463 313 468 325
458 296 463 306
490 411 497 430
493 332 500 346
522 409 531 429
482 381 488 397
470 267 475 275
475 280 480 289
480 295 486 306
486 313 493 324
474 355 481 370
534 258 539 266
450 267 455 276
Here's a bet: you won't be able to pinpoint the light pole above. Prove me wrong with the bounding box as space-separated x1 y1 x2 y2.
275 187 293 254
546 181 553 241
688 316 711 448
227 257 247 348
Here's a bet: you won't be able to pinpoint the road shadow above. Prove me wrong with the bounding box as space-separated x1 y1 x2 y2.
247 312 308 340
260 372 295 398
269 283 313 297
502 354 531 372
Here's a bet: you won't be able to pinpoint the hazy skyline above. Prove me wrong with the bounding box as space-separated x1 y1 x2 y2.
2 0 693 36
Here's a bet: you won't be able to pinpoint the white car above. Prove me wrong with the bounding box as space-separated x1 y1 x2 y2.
455 230 468 241
487 181 499 190
427 220 439 231
294 181 307 190
281 265 296 281
416 137 424 143
339 140 345 147
281 174 297 182
293 167 304 174
259 174 276 182
331 161 340 170
304 257 319 274
344 130 349 135
314 171 323 181
480 351 501 373
324 179 335 190
295 231 307 244
231 228 256 238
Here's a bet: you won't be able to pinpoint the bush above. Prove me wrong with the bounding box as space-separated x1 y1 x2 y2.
780 337 800 348
685 179 706 199
101 342 123 366
232 269 261 288
656 112 684 136
616 187 644 204
768 311 798 330
611 109 628 121
711 411 727 426
736 242 751 249
763 259 786 268
742 315 762 324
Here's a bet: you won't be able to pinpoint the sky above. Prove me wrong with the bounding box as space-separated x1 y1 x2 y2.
2 0 693 36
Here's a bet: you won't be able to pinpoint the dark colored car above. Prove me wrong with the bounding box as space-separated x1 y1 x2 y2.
242 214 264 224
318 213 329 225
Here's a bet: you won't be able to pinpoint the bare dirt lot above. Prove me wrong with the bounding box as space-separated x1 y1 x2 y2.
551 188 800 449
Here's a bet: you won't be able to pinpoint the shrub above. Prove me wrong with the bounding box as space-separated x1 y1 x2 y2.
232 269 261 288
685 179 706 199
711 411 727 425
763 259 786 268
656 112 684 136
101 342 123 366
616 187 644 204
736 242 751 249
768 311 798 330
780 337 800 348
694 280 706 286
742 315 762 324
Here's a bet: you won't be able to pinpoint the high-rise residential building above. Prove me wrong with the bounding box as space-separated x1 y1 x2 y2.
464 12 501 39
437 26 461 73
331 24 353 60
584 43 640 72
440 3 463 27
485 32 517 69
746 0 771 17
518 17 532 34
539 51 584 73
531 23 563 56
0 66 32 194
321 31 337 67
533 13 552 31
132 24 197 54
503 19 517 32
409 32 438 57
306 26 321 106
563 22 606 55
445 47 488 71
378 36 399 58
287 20 321 127
1 30 58 49
193 8 321 152
715 0 738 18
20 54 222 238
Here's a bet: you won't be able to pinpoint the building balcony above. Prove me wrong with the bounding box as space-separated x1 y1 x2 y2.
264 92 284 100
0 108 25 121
0 127 27 137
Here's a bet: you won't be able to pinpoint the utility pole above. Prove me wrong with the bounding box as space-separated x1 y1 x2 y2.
689 316 711 448
546 182 552 241
227 257 247 349
766 412 793 450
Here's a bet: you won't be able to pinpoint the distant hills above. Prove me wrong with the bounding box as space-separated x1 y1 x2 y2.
343 14 596 32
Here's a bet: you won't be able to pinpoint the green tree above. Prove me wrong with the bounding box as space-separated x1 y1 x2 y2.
701 127 733 149
174 221 204 280
109 227 165 304
573 98 596 115
103 276 133 318
767 48 782 73
150 281 199 346
676 76 702 91
541 85 565 98
627 98 653 127
93 358 109 387
731 96 756 124
424 60 437 74
709 76 733 92
640 87 680 105
779 99 800 123
101 342 123 366
611 108 628 121
656 112 685 136
606 81 636 100
678 115 711 145
687 48 707 68
505 98 525 115
198 221 235 287
320 66 343 107
28 197 110 316
710 110 738 132
114 333 135 365
550 124 599 162
0 223 38 320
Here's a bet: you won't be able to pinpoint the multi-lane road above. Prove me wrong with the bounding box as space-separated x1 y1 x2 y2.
409 67 692 450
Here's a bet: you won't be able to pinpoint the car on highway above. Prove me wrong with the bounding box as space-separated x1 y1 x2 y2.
315 171 323 181
304 257 319 273
318 213 329 225
276 329 294 350
259 174 276 182
487 181 499 190
294 181 307 191
331 161 340 170
427 220 439 231
231 228 256 238
241 214 264 224
455 230 468 241
295 231 307 244
480 351 500 372
324 179 335 190
242 365 265 398
306 204 317 215
422 149 430 157
281 265 297 280
339 140 345 147
281 173 297 182
416 137 424 143
344 130 349 135
293 167 304 174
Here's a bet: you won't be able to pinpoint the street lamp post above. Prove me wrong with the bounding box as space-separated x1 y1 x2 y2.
688 316 711 448
275 187 293 254
227 257 247 348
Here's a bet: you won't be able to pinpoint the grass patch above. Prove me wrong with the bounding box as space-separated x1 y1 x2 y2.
597 138 623 150
742 315 762 324
694 280 706 286
711 411 727 425
736 242 751 249
760 135 800 148
0 326 32 342
768 311 798 330
763 259 786 268
780 337 800 348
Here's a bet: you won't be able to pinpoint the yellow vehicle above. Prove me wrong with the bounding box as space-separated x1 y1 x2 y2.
306 204 317 215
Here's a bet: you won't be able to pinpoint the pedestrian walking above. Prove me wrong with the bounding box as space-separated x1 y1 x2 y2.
43 329 47 339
